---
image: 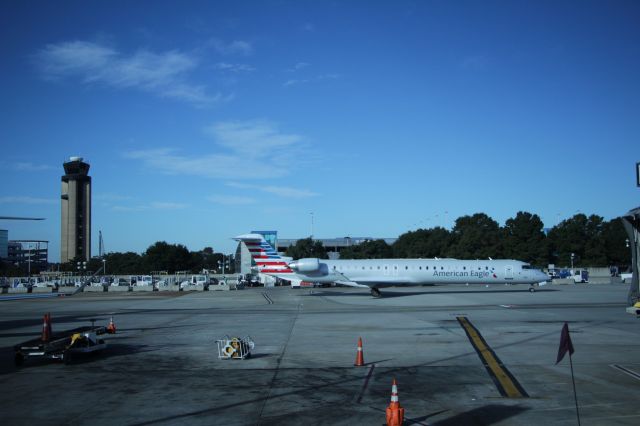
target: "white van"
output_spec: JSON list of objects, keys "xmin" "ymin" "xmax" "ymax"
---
[{"xmin": 131, "ymin": 275, "xmax": 153, "ymax": 286}]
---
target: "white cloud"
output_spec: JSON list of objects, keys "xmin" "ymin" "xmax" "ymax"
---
[
  {"xmin": 283, "ymin": 73, "xmax": 339, "ymax": 87},
  {"xmin": 13, "ymin": 162, "xmax": 56, "ymax": 172},
  {"xmin": 317, "ymin": 73, "xmax": 340, "ymax": 81},
  {"xmin": 209, "ymin": 39, "xmax": 253, "ymax": 56},
  {"xmin": 214, "ymin": 62, "xmax": 255, "ymax": 73},
  {"xmin": 207, "ymin": 195, "xmax": 256, "ymax": 205},
  {"xmin": 111, "ymin": 201, "xmax": 187, "ymax": 212},
  {"xmin": 125, "ymin": 147, "xmax": 278, "ymax": 179},
  {"xmin": 34, "ymin": 40, "xmax": 227, "ymax": 106},
  {"xmin": 0, "ymin": 196, "xmax": 57, "ymax": 205},
  {"xmin": 112, "ymin": 205, "xmax": 146, "ymax": 212},
  {"xmin": 283, "ymin": 79, "xmax": 307, "ymax": 87},
  {"xmin": 226, "ymin": 182, "xmax": 318, "ymax": 198},
  {"xmin": 151, "ymin": 202, "xmax": 188, "ymax": 210},
  {"xmin": 286, "ymin": 62, "xmax": 310, "ymax": 72},
  {"xmin": 262, "ymin": 185, "xmax": 318, "ymax": 198},
  {"xmin": 205, "ymin": 120, "xmax": 302, "ymax": 158},
  {"xmin": 94, "ymin": 193, "xmax": 133, "ymax": 202},
  {"xmin": 125, "ymin": 120, "xmax": 313, "ymax": 180}
]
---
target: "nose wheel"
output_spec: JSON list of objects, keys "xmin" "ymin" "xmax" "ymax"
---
[
  {"xmin": 370, "ymin": 287, "xmax": 381, "ymax": 298},
  {"xmin": 529, "ymin": 285, "xmax": 536, "ymax": 293}
]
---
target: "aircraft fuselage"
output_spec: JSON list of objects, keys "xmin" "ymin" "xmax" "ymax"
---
[{"xmin": 287, "ymin": 258, "xmax": 548, "ymax": 287}]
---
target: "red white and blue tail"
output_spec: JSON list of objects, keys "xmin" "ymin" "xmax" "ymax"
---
[{"xmin": 233, "ymin": 234, "xmax": 294, "ymax": 275}]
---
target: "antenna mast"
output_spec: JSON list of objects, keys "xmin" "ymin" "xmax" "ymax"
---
[{"xmin": 99, "ymin": 230, "xmax": 104, "ymax": 258}]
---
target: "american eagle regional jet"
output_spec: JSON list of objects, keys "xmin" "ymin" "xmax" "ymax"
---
[{"xmin": 234, "ymin": 234, "xmax": 549, "ymax": 297}]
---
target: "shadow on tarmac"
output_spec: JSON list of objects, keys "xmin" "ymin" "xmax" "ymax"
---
[
  {"xmin": 429, "ymin": 404, "xmax": 529, "ymax": 425},
  {"xmin": 63, "ymin": 343, "xmax": 153, "ymax": 365},
  {"xmin": 0, "ymin": 342, "xmax": 153, "ymax": 375},
  {"xmin": 305, "ymin": 288, "xmax": 558, "ymax": 298}
]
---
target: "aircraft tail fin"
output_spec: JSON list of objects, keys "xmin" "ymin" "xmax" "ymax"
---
[{"xmin": 233, "ymin": 234, "xmax": 293, "ymax": 274}]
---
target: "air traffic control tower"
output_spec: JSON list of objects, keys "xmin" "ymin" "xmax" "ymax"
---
[{"xmin": 61, "ymin": 156, "xmax": 91, "ymax": 263}]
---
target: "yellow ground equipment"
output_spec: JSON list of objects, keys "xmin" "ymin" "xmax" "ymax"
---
[{"xmin": 216, "ymin": 336, "xmax": 254, "ymax": 359}]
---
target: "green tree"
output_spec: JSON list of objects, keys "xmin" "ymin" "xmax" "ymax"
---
[
  {"xmin": 0, "ymin": 260, "xmax": 26, "ymax": 276},
  {"xmin": 200, "ymin": 247, "xmax": 219, "ymax": 271},
  {"xmin": 547, "ymin": 214, "xmax": 608, "ymax": 267},
  {"xmin": 142, "ymin": 241, "xmax": 193, "ymax": 273},
  {"xmin": 602, "ymin": 218, "xmax": 631, "ymax": 267},
  {"xmin": 502, "ymin": 211, "xmax": 548, "ymax": 266},
  {"xmin": 393, "ymin": 227, "xmax": 451, "ymax": 258},
  {"xmin": 285, "ymin": 238, "xmax": 328, "ymax": 259},
  {"xmin": 340, "ymin": 239, "xmax": 393, "ymax": 259},
  {"xmin": 583, "ymin": 215, "xmax": 608, "ymax": 266},
  {"xmin": 447, "ymin": 213, "xmax": 502, "ymax": 259},
  {"xmin": 103, "ymin": 252, "xmax": 143, "ymax": 274},
  {"xmin": 87, "ymin": 257, "xmax": 106, "ymax": 275}
]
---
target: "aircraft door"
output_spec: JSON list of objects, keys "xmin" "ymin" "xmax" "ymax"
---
[{"xmin": 505, "ymin": 266, "xmax": 514, "ymax": 280}]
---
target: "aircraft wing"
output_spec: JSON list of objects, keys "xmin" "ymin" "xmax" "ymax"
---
[
  {"xmin": 334, "ymin": 271, "xmax": 413, "ymax": 288},
  {"xmin": 275, "ymin": 274, "xmax": 302, "ymax": 286},
  {"xmin": 334, "ymin": 280, "xmax": 372, "ymax": 288}
]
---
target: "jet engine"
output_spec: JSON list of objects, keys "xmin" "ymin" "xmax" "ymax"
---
[{"xmin": 288, "ymin": 258, "xmax": 321, "ymax": 272}]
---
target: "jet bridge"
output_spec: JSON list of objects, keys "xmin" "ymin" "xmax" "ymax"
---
[{"xmin": 621, "ymin": 206, "xmax": 640, "ymax": 315}]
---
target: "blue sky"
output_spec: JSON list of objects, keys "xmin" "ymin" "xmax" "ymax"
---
[{"xmin": 1, "ymin": 0, "xmax": 639, "ymax": 262}]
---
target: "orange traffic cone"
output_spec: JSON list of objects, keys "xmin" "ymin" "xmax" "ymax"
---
[
  {"xmin": 41, "ymin": 313, "xmax": 52, "ymax": 342},
  {"xmin": 106, "ymin": 316, "xmax": 116, "ymax": 334},
  {"xmin": 354, "ymin": 337, "xmax": 365, "ymax": 366},
  {"xmin": 385, "ymin": 378, "xmax": 405, "ymax": 426}
]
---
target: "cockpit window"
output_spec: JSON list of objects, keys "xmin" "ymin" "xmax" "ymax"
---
[{"xmin": 522, "ymin": 264, "xmax": 532, "ymax": 269}]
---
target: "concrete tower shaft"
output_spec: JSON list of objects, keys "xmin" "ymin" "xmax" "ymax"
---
[{"xmin": 61, "ymin": 157, "xmax": 91, "ymax": 263}]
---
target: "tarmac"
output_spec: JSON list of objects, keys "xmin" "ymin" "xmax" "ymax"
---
[{"xmin": 0, "ymin": 282, "xmax": 638, "ymax": 425}]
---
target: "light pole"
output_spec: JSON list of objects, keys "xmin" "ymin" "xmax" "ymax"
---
[
  {"xmin": 77, "ymin": 261, "xmax": 86, "ymax": 282},
  {"xmin": 102, "ymin": 259, "xmax": 106, "ymax": 275},
  {"xmin": 570, "ymin": 253, "xmax": 575, "ymax": 272}
]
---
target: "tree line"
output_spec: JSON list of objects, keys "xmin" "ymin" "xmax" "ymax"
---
[
  {"xmin": 286, "ymin": 212, "xmax": 630, "ymax": 268},
  {"xmin": 87, "ymin": 242, "xmax": 236, "ymax": 275},
  {"xmin": 1, "ymin": 211, "xmax": 630, "ymax": 277},
  {"xmin": 0, "ymin": 242, "xmax": 236, "ymax": 276}
]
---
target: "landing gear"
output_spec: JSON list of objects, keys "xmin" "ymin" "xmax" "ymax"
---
[
  {"xmin": 371, "ymin": 287, "xmax": 382, "ymax": 298},
  {"xmin": 529, "ymin": 285, "xmax": 536, "ymax": 293}
]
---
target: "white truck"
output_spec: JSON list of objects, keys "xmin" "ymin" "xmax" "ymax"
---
[
  {"xmin": 180, "ymin": 275, "xmax": 208, "ymax": 289},
  {"xmin": 131, "ymin": 275, "xmax": 153, "ymax": 286},
  {"xmin": 570, "ymin": 269, "xmax": 589, "ymax": 283},
  {"xmin": 549, "ymin": 268, "xmax": 589, "ymax": 283}
]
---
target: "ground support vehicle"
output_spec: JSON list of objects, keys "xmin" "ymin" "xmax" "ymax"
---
[{"xmin": 14, "ymin": 325, "xmax": 111, "ymax": 366}]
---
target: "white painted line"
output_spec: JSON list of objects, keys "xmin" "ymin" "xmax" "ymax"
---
[{"xmin": 610, "ymin": 364, "xmax": 640, "ymax": 381}]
